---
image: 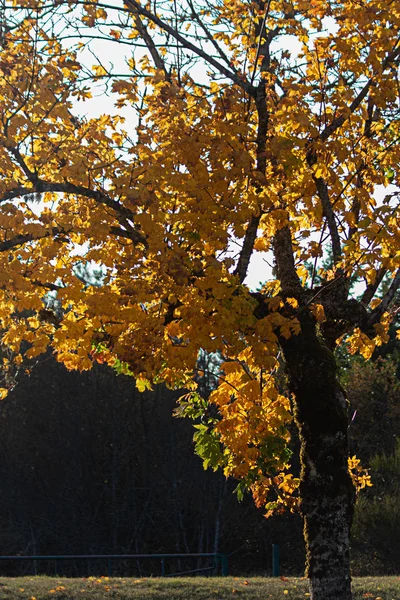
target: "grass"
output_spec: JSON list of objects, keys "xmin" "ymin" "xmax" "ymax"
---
[{"xmin": 0, "ymin": 575, "xmax": 398, "ymax": 600}]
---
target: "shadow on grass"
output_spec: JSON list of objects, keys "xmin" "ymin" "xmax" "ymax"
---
[{"xmin": 0, "ymin": 575, "xmax": 399, "ymax": 600}]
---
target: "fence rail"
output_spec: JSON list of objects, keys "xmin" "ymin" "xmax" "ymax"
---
[{"xmin": 0, "ymin": 553, "xmax": 229, "ymax": 578}]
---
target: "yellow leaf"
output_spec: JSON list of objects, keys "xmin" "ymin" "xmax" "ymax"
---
[
  {"xmin": 286, "ymin": 297, "xmax": 298, "ymax": 309},
  {"xmin": 92, "ymin": 64, "xmax": 107, "ymax": 77},
  {"xmin": 310, "ymin": 303, "xmax": 326, "ymax": 323}
]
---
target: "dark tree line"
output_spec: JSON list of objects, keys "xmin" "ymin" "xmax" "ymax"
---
[
  {"xmin": 0, "ymin": 355, "xmax": 304, "ymax": 576},
  {"xmin": 0, "ymin": 344, "xmax": 398, "ymax": 576},
  {"xmin": 344, "ymin": 350, "xmax": 400, "ymax": 574}
]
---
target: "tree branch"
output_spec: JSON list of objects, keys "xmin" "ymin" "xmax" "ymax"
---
[
  {"xmin": 233, "ymin": 214, "xmax": 260, "ymax": 283},
  {"xmin": 313, "ymin": 175, "xmax": 341, "ymax": 264},
  {"xmin": 361, "ymin": 266, "xmax": 387, "ymax": 307},
  {"xmin": 8, "ymin": 145, "xmax": 39, "ymax": 184},
  {"xmin": 33, "ymin": 280, "xmax": 63, "ymax": 292},
  {"xmin": 0, "ymin": 226, "xmax": 68, "ymax": 252},
  {"xmin": 319, "ymin": 40, "xmax": 400, "ymax": 143},
  {"xmin": 123, "ymin": 0, "xmax": 256, "ymax": 96},
  {"xmin": 133, "ymin": 13, "xmax": 170, "ymax": 77},
  {"xmin": 368, "ymin": 268, "xmax": 400, "ymax": 325},
  {"xmin": 187, "ymin": 0, "xmax": 235, "ymax": 71},
  {"xmin": 109, "ymin": 225, "xmax": 148, "ymax": 247},
  {"xmin": 234, "ymin": 80, "xmax": 270, "ymax": 282},
  {"xmin": 273, "ymin": 225, "xmax": 303, "ymax": 297},
  {"xmin": 0, "ymin": 181, "xmax": 147, "ymax": 246}
]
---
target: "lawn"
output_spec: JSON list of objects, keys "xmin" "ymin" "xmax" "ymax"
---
[{"xmin": 0, "ymin": 576, "xmax": 398, "ymax": 600}]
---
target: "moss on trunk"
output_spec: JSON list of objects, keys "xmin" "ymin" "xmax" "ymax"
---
[{"xmin": 281, "ymin": 312, "xmax": 356, "ymax": 600}]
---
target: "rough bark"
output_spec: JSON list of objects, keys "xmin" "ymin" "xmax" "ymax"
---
[{"xmin": 281, "ymin": 311, "xmax": 356, "ymax": 600}]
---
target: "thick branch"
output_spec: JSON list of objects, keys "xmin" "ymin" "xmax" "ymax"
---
[
  {"xmin": 3, "ymin": 180, "xmax": 128, "ymax": 218},
  {"xmin": 109, "ymin": 225, "xmax": 148, "ymax": 247},
  {"xmin": 347, "ymin": 190, "xmax": 361, "ymax": 242},
  {"xmin": 8, "ymin": 145, "xmax": 39, "ymax": 183},
  {"xmin": 8, "ymin": 145, "xmax": 136, "ymax": 222},
  {"xmin": 33, "ymin": 280, "xmax": 63, "ymax": 292},
  {"xmin": 273, "ymin": 225, "xmax": 303, "ymax": 297}
]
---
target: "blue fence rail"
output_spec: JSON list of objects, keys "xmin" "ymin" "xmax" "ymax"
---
[{"xmin": 0, "ymin": 553, "xmax": 229, "ymax": 578}]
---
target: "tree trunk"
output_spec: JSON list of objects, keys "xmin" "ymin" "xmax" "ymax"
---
[{"xmin": 281, "ymin": 313, "xmax": 356, "ymax": 600}]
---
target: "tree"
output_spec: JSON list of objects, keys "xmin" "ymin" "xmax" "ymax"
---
[{"xmin": 0, "ymin": 1, "xmax": 399, "ymax": 598}]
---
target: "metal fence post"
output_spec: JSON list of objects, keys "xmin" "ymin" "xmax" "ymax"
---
[
  {"xmin": 214, "ymin": 554, "xmax": 220, "ymax": 576},
  {"xmin": 272, "ymin": 544, "xmax": 280, "ymax": 577},
  {"xmin": 220, "ymin": 554, "xmax": 229, "ymax": 576}
]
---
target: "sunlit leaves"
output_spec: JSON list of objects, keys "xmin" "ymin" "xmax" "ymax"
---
[{"xmin": 348, "ymin": 455, "xmax": 373, "ymax": 493}]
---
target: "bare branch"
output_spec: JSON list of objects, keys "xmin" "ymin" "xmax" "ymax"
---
[
  {"xmin": 187, "ymin": 0, "xmax": 235, "ymax": 70},
  {"xmin": 123, "ymin": 0, "xmax": 256, "ymax": 96}
]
